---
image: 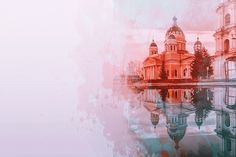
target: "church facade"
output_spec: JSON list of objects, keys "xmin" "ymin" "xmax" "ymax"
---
[
  {"xmin": 143, "ymin": 0, "xmax": 236, "ymax": 82},
  {"xmin": 143, "ymin": 17, "xmax": 200, "ymax": 81},
  {"xmin": 213, "ymin": 0, "xmax": 236, "ymax": 80}
]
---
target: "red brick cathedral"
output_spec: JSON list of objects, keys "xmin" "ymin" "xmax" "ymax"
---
[{"xmin": 143, "ymin": 17, "xmax": 202, "ymax": 81}]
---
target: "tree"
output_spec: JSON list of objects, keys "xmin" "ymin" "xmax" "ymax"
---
[
  {"xmin": 191, "ymin": 50, "xmax": 202, "ymax": 79},
  {"xmin": 159, "ymin": 88, "xmax": 168, "ymax": 102},
  {"xmin": 191, "ymin": 88, "xmax": 213, "ymax": 129},
  {"xmin": 191, "ymin": 48, "xmax": 213, "ymax": 80},
  {"xmin": 202, "ymin": 49, "xmax": 213, "ymax": 78},
  {"xmin": 159, "ymin": 59, "xmax": 168, "ymax": 80}
]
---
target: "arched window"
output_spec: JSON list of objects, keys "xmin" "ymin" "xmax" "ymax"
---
[
  {"xmin": 168, "ymin": 35, "xmax": 175, "ymax": 39},
  {"xmin": 183, "ymin": 68, "xmax": 187, "ymax": 77},
  {"xmin": 225, "ymin": 14, "xmax": 231, "ymax": 25},
  {"xmin": 174, "ymin": 70, "xmax": 177, "ymax": 77},
  {"xmin": 224, "ymin": 39, "xmax": 230, "ymax": 53}
]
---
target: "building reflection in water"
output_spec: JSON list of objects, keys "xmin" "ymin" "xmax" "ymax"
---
[
  {"xmin": 139, "ymin": 86, "xmax": 236, "ymax": 156},
  {"xmin": 215, "ymin": 86, "xmax": 236, "ymax": 157}
]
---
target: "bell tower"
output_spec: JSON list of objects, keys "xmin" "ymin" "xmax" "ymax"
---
[{"xmin": 214, "ymin": 0, "xmax": 236, "ymax": 55}]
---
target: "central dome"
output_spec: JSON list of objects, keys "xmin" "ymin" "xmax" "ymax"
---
[{"xmin": 165, "ymin": 17, "xmax": 185, "ymax": 42}]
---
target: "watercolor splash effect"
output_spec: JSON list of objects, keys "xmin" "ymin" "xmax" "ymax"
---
[{"xmin": 0, "ymin": 0, "xmax": 230, "ymax": 157}]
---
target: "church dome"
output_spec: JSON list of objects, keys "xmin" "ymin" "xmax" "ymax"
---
[
  {"xmin": 194, "ymin": 37, "xmax": 203, "ymax": 52},
  {"xmin": 165, "ymin": 17, "xmax": 185, "ymax": 42},
  {"xmin": 150, "ymin": 40, "xmax": 157, "ymax": 47},
  {"xmin": 149, "ymin": 39, "xmax": 158, "ymax": 55}
]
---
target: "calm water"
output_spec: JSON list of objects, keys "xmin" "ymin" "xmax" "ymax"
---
[
  {"xmin": 5, "ymin": 82, "xmax": 236, "ymax": 156},
  {"xmin": 110, "ymin": 85, "xmax": 236, "ymax": 157}
]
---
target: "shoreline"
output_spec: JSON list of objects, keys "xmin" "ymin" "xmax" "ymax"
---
[{"xmin": 133, "ymin": 81, "xmax": 236, "ymax": 88}]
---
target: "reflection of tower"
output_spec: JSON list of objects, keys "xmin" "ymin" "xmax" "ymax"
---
[
  {"xmin": 192, "ymin": 88, "xmax": 213, "ymax": 129},
  {"xmin": 166, "ymin": 112, "xmax": 188, "ymax": 149},
  {"xmin": 195, "ymin": 112, "xmax": 203, "ymax": 130},
  {"xmin": 225, "ymin": 86, "xmax": 236, "ymax": 109},
  {"xmin": 150, "ymin": 112, "xmax": 159, "ymax": 128},
  {"xmin": 215, "ymin": 108, "xmax": 236, "ymax": 157},
  {"xmin": 194, "ymin": 108, "xmax": 210, "ymax": 130}
]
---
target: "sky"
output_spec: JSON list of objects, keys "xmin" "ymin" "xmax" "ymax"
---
[
  {"xmin": 0, "ymin": 0, "xmax": 221, "ymax": 74},
  {"xmin": 114, "ymin": 0, "xmax": 219, "ymax": 31},
  {"xmin": 76, "ymin": 0, "xmax": 221, "ymax": 84},
  {"xmin": 0, "ymin": 0, "xmax": 223, "ymax": 156}
]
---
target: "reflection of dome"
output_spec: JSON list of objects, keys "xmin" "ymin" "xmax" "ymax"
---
[
  {"xmin": 151, "ymin": 112, "xmax": 159, "ymax": 128},
  {"xmin": 166, "ymin": 113, "xmax": 187, "ymax": 149},
  {"xmin": 195, "ymin": 115, "xmax": 203, "ymax": 130},
  {"xmin": 168, "ymin": 127, "xmax": 186, "ymax": 149}
]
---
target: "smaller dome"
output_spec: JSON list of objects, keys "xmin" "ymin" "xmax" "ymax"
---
[
  {"xmin": 195, "ymin": 116, "xmax": 203, "ymax": 130},
  {"xmin": 151, "ymin": 113, "xmax": 159, "ymax": 128},
  {"xmin": 194, "ymin": 37, "xmax": 202, "ymax": 51},
  {"xmin": 149, "ymin": 39, "xmax": 158, "ymax": 55},
  {"xmin": 150, "ymin": 40, "xmax": 157, "ymax": 47},
  {"xmin": 167, "ymin": 114, "xmax": 187, "ymax": 149}
]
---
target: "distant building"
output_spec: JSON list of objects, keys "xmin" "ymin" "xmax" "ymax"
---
[
  {"xmin": 126, "ymin": 61, "xmax": 142, "ymax": 84},
  {"xmin": 143, "ymin": 17, "xmax": 198, "ymax": 81},
  {"xmin": 213, "ymin": 0, "xmax": 236, "ymax": 80}
]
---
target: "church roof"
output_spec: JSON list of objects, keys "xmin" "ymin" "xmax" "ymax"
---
[
  {"xmin": 194, "ymin": 40, "xmax": 202, "ymax": 46},
  {"xmin": 150, "ymin": 40, "xmax": 157, "ymax": 47},
  {"xmin": 166, "ymin": 25, "xmax": 184, "ymax": 36},
  {"xmin": 165, "ymin": 17, "xmax": 185, "ymax": 41},
  {"xmin": 194, "ymin": 37, "xmax": 202, "ymax": 48},
  {"xmin": 143, "ymin": 55, "xmax": 161, "ymax": 65}
]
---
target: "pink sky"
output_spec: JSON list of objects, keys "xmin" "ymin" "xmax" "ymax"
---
[
  {"xmin": 76, "ymin": 0, "xmax": 220, "ymax": 88},
  {"xmin": 0, "ymin": 0, "xmax": 220, "ymax": 119}
]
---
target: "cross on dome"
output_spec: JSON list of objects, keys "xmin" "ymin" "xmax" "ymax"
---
[{"xmin": 173, "ymin": 16, "xmax": 177, "ymax": 25}]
